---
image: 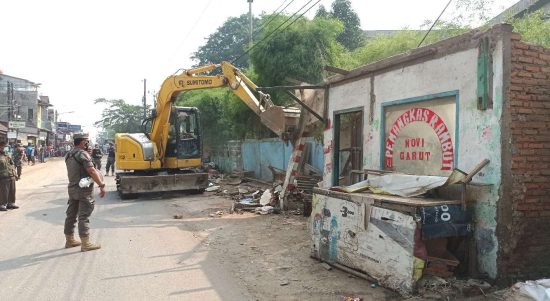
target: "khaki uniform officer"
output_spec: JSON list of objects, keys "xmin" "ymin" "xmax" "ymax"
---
[
  {"xmin": 64, "ymin": 133, "xmax": 106, "ymax": 252},
  {"xmin": 0, "ymin": 141, "xmax": 18, "ymax": 211}
]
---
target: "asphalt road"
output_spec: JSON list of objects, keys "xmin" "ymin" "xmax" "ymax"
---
[{"xmin": 0, "ymin": 158, "xmax": 251, "ymax": 301}]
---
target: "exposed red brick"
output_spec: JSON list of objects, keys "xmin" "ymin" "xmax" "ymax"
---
[
  {"xmin": 514, "ymin": 43, "xmax": 529, "ymax": 49},
  {"xmin": 506, "ymin": 38, "xmax": 550, "ymax": 282}
]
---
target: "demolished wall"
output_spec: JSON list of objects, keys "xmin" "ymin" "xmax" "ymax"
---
[{"xmin": 498, "ymin": 33, "xmax": 550, "ymax": 283}]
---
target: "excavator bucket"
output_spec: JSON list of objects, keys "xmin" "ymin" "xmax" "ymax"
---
[{"xmin": 260, "ymin": 106, "xmax": 301, "ymax": 139}]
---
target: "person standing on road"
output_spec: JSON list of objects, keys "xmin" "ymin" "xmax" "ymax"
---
[
  {"xmin": 105, "ymin": 143, "xmax": 115, "ymax": 176},
  {"xmin": 91, "ymin": 144, "xmax": 103, "ymax": 171},
  {"xmin": 12, "ymin": 144, "xmax": 24, "ymax": 180},
  {"xmin": 0, "ymin": 141, "xmax": 19, "ymax": 211},
  {"xmin": 26, "ymin": 144, "xmax": 34, "ymax": 165},
  {"xmin": 39, "ymin": 144, "xmax": 46, "ymax": 163},
  {"xmin": 64, "ymin": 133, "xmax": 105, "ymax": 252}
]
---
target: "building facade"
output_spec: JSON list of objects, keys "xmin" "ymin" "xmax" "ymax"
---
[
  {"xmin": 0, "ymin": 74, "xmax": 44, "ymax": 145},
  {"xmin": 317, "ymin": 24, "xmax": 550, "ymax": 284}
]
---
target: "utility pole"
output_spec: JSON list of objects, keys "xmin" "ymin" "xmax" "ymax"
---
[
  {"xmin": 7, "ymin": 82, "xmax": 15, "ymax": 122},
  {"xmin": 142, "ymin": 79, "xmax": 147, "ymax": 120},
  {"xmin": 248, "ymin": 0, "xmax": 253, "ymax": 49}
]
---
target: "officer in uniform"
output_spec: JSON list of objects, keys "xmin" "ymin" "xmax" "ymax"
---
[
  {"xmin": 91, "ymin": 144, "xmax": 103, "ymax": 170},
  {"xmin": 12, "ymin": 143, "xmax": 24, "ymax": 180},
  {"xmin": 64, "ymin": 133, "xmax": 106, "ymax": 252},
  {"xmin": 0, "ymin": 141, "xmax": 18, "ymax": 211}
]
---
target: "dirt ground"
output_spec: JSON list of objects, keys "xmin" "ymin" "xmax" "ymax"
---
[{"xmin": 169, "ymin": 190, "xmax": 401, "ymax": 301}]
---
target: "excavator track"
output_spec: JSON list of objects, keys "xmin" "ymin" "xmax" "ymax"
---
[{"xmin": 116, "ymin": 171, "xmax": 208, "ymax": 199}]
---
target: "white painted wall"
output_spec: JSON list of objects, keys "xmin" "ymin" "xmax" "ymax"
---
[{"xmin": 324, "ymin": 38, "xmax": 506, "ymax": 278}]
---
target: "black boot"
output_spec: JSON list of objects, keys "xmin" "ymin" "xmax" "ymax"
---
[
  {"xmin": 0, "ymin": 205, "xmax": 7, "ymax": 211},
  {"xmin": 7, "ymin": 204, "xmax": 19, "ymax": 209}
]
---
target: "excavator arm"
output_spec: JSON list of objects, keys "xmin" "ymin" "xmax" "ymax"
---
[{"xmin": 149, "ymin": 61, "xmax": 299, "ymax": 161}]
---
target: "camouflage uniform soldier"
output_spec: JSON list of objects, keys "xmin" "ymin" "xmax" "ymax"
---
[
  {"xmin": 0, "ymin": 141, "xmax": 18, "ymax": 211},
  {"xmin": 64, "ymin": 133, "xmax": 106, "ymax": 252},
  {"xmin": 91, "ymin": 144, "xmax": 102, "ymax": 171},
  {"xmin": 12, "ymin": 144, "xmax": 24, "ymax": 180}
]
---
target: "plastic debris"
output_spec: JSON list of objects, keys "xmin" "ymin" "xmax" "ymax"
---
[
  {"xmin": 509, "ymin": 279, "xmax": 550, "ymax": 301},
  {"xmin": 239, "ymin": 198, "xmax": 255, "ymax": 205}
]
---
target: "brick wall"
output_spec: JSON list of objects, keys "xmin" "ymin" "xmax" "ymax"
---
[{"xmin": 500, "ymin": 33, "xmax": 550, "ymax": 282}]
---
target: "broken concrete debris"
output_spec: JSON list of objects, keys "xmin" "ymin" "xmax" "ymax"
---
[
  {"xmin": 340, "ymin": 297, "xmax": 363, "ymax": 301},
  {"xmin": 205, "ymin": 185, "xmax": 220, "ymax": 192},
  {"xmin": 320, "ymin": 262, "xmax": 332, "ymax": 271},
  {"xmin": 259, "ymin": 189, "xmax": 272, "ymax": 205},
  {"xmin": 254, "ymin": 205, "xmax": 274, "ymax": 215},
  {"xmin": 209, "ymin": 210, "xmax": 224, "ymax": 218}
]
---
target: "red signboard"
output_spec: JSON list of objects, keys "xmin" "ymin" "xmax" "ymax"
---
[{"xmin": 383, "ymin": 96, "xmax": 456, "ymax": 176}]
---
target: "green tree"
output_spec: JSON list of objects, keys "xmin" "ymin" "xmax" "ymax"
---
[
  {"xmin": 452, "ymin": 0, "xmax": 495, "ymax": 25},
  {"xmin": 94, "ymin": 98, "xmax": 146, "ymax": 134},
  {"xmin": 250, "ymin": 16, "xmax": 345, "ymax": 90},
  {"xmin": 512, "ymin": 9, "xmax": 550, "ymax": 47},
  {"xmin": 192, "ymin": 14, "xmax": 259, "ymax": 69},
  {"xmin": 315, "ymin": 4, "xmax": 330, "ymax": 18},
  {"xmin": 330, "ymin": 0, "xmax": 364, "ymax": 50},
  {"xmin": 175, "ymin": 85, "xmax": 271, "ymax": 149}
]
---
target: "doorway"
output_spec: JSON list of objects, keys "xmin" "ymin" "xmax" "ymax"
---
[{"xmin": 333, "ymin": 108, "xmax": 363, "ymax": 186}]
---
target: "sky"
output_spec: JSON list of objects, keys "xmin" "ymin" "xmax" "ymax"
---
[{"xmin": 0, "ymin": 0, "xmax": 517, "ymax": 141}]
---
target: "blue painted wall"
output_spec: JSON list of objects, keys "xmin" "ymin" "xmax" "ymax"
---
[{"xmin": 242, "ymin": 137, "xmax": 324, "ymax": 181}]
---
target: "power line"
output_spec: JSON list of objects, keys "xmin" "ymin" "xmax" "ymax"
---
[
  {"xmin": 167, "ymin": 0, "xmax": 214, "ymax": 66},
  {"xmin": 232, "ymin": 0, "xmax": 320, "ymax": 64},
  {"xmin": 253, "ymin": 0, "xmax": 296, "ymax": 36},
  {"xmin": 418, "ymin": 0, "xmax": 453, "ymax": 48}
]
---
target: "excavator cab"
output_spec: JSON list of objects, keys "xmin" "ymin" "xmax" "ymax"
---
[{"xmin": 165, "ymin": 107, "xmax": 201, "ymax": 161}]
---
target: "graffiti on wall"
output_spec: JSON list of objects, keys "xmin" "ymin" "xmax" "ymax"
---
[{"xmin": 383, "ymin": 96, "xmax": 456, "ymax": 176}]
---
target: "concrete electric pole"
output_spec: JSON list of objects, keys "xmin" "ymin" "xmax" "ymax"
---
[
  {"xmin": 248, "ymin": 0, "xmax": 253, "ymax": 49},
  {"xmin": 142, "ymin": 79, "xmax": 147, "ymax": 120}
]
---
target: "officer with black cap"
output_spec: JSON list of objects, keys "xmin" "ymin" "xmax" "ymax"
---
[{"xmin": 64, "ymin": 133, "xmax": 105, "ymax": 251}]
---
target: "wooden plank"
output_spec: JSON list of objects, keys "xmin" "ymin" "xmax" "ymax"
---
[
  {"xmin": 313, "ymin": 188, "xmax": 461, "ymax": 207},
  {"xmin": 364, "ymin": 193, "xmax": 461, "ymax": 207},
  {"xmin": 462, "ymin": 159, "xmax": 490, "ymax": 183}
]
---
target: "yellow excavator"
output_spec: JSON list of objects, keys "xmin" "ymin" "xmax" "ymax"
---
[{"xmin": 114, "ymin": 61, "xmax": 300, "ymax": 198}]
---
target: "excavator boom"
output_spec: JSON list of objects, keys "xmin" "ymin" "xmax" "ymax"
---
[{"xmin": 114, "ymin": 61, "xmax": 299, "ymax": 198}]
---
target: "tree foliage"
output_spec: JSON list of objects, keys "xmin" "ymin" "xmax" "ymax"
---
[
  {"xmin": 250, "ymin": 16, "xmax": 344, "ymax": 88},
  {"xmin": 183, "ymin": 0, "xmax": 550, "ymax": 150},
  {"xmin": 315, "ymin": 4, "xmax": 330, "ymax": 18},
  {"xmin": 93, "ymin": 98, "xmax": 146, "ymax": 134},
  {"xmin": 512, "ymin": 9, "xmax": 550, "ymax": 47},
  {"xmin": 330, "ymin": 0, "xmax": 364, "ymax": 50},
  {"xmin": 175, "ymin": 84, "xmax": 270, "ymax": 148},
  {"xmin": 192, "ymin": 14, "xmax": 258, "ymax": 69}
]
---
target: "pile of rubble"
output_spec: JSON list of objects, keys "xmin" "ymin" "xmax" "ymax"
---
[
  {"xmin": 204, "ymin": 172, "xmax": 281, "ymax": 216},
  {"xmin": 203, "ymin": 165, "xmax": 320, "ymax": 217}
]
